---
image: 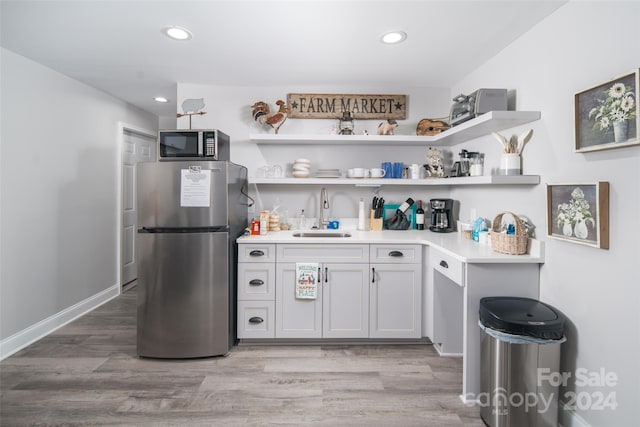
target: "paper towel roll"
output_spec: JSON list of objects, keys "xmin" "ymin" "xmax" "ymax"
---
[{"xmin": 358, "ymin": 199, "xmax": 366, "ymax": 230}]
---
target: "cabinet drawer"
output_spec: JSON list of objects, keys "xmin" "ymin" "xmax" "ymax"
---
[
  {"xmin": 430, "ymin": 249, "xmax": 464, "ymax": 286},
  {"xmin": 238, "ymin": 263, "xmax": 275, "ymax": 300},
  {"xmin": 237, "ymin": 301, "xmax": 275, "ymax": 339},
  {"xmin": 277, "ymin": 244, "xmax": 369, "ymax": 263},
  {"xmin": 370, "ymin": 245, "xmax": 422, "ymax": 264},
  {"xmin": 237, "ymin": 244, "xmax": 276, "ymax": 262}
]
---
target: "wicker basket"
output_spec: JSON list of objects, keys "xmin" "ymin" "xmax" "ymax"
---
[{"xmin": 490, "ymin": 211, "xmax": 529, "ymax": 255}]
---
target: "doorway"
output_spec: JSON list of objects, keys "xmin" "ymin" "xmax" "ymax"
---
[{"xmin": 120, "ymin": 124, "xmax": 156, "ymax": 288}]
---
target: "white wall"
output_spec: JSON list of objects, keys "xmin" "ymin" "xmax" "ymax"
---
[
  {"xmin": 450, "ymin": 3, "xmax": 640, "ymax": 426},
  {"xmin": 0, "ymin": 48, "xmax": 158, "ymax": 348}
]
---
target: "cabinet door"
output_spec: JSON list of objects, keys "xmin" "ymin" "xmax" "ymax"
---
[
  {"xmin": 275, "ymin": 263, "xmax": 322, "ymax": 338},
  {"xmin": 322, "ymin": 263, "xmax": 369, "ymax": 339},
  {"xmin": 370, "ymin": 263, "xmax": 422, "ymax": 339}
]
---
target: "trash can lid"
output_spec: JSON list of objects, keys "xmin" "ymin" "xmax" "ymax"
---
[{"xmin": 479, "ymin": 297, "xmax": 565, "ymax": 340}]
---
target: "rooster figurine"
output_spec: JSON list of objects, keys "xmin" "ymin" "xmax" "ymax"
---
[{"xmin": 251, "ymin": 100, "xmax": 288, "ymax": 134}]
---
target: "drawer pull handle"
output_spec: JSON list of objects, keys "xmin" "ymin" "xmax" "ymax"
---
[
  {"xmin": 249, "ymin": 279, "xmax": 264, "ymax": 286},
  {"xmin": 439, "ymin": 260, "xmax": 449, "ymax": 268},
  {"xmin": 249, "ymin": 317, "xmax": 264, "ymax": 324},
  {"xmin": 388, "ymin": 250, "xmax": 404, "ymax": 257},
  {"xmin": 249, "ymin": 250, "xmax": 265, "ymax": 257}
]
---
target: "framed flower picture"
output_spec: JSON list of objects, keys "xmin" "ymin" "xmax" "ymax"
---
[
  {"xmin": 546, "ymin": 182, "xmax": 609, "ymax": 249},
  {"xmin": 575, "ymin": 69, "xmax": 639, "ymax": 152}
]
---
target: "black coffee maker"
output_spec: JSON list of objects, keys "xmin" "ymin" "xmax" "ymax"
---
[{"xmin": 429, "ymin": 198, "xmax": 454, "ymax": 232}]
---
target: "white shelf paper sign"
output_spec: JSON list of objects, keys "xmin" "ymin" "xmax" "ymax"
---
[
  {"xmin": 295, "ymin": 262, "xmax": 318, "ymax": 299},
  {"xmin": 180, "ymin": 167, "xmax": 211, "ymax": 207}
]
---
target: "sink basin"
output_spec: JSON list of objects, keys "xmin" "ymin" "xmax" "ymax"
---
[{"xmin": 293, "ymin": 232, "xmax": 352, "ymax": 238}]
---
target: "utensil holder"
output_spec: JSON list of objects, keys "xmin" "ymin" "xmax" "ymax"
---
[
  {"xmin": 370, "ymin": 210, "xmax": 383, "ymax": 231},
  {"xmin": 499, "ymin": 154, "xmax": 521, "ymax": 175}
]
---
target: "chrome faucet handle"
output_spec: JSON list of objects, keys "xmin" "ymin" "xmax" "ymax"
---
[
  {"xmin": 321, "ymin": 188, "xmax": 329, "ymax": 208},
  {"xmin": 319, "ymin": 188, "xmax": 330, "ymax": 229}
]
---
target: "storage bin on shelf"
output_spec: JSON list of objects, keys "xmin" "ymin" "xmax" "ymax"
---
[{"xmin": 490, "ymin": 211, "xmax": 528, "ymax": 255}]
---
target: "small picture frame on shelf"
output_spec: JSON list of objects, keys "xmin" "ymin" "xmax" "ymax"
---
[
  {"xmin": 546, "ymin": 182, "xmax": 609, "ymax": 249},
  {"xmin": 574, "ymin": 69, "xmax": 639, "ymax": 153}
]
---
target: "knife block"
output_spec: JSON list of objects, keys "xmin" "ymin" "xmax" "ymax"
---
[{"xmin": 370, "ymin": 210, "xmax": 383, "ymax": 231}]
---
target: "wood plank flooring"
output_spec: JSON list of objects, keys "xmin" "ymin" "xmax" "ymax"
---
[{"xmin": 0, "ymin": 285, "xmax": 482, "ymax": 426}]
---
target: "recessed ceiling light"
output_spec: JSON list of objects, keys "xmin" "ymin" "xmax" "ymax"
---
[
  {"xmin": 162, "ymin": 26, "xmax": 193, "ymax": 41},
  {"xmin": 154, "ymin": 97, "xmax": 169, "ymax": 103},
  {"xmin": 381, "ymin": 31, "xmax": 407, "ymax": 44}
]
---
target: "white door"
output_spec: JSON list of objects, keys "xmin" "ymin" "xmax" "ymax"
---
[
  {"xmin": 322, "ymin": 263, "xmax": 369, "ymax": 338},
  {"xmin": 275, "ymin": 263, "xmax": 322, "ymax": 338},
  {"xmin": 121, "ymin": 127, "xmax": 155, "ymax": 286},
  {"xmin": 369, "ymin": 263, "xmax": 422, "ymax": 338}
]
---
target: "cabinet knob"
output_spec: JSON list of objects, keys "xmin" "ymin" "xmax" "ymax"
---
[
  {"xmin": 249, "ymin": 250, "xmax": 265, "ymax": 257},
  {"xmin": 248, "ymin": 316, "xmax": 264, "ymax": 324},
  {"xmin": 439, "ymin": 260, "xmax": 449, "ymax": 268},
  {"xmin": 249, "ymin": 279, "xmax": 264, "ymax": 286},
  {"xmin": 388, "ymin": 250, "xmax": 404, "ymax": 257}
]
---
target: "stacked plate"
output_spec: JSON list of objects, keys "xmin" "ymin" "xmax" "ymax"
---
[
  {"xmin": 316, "ymin": 168, "xmax": 342, "ymax": 178},
  {"xmin": 292, "ymin": 158, "xmax": 311, "ymax": 178}
]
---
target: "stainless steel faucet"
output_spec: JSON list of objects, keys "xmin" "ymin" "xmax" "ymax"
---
[{"xmin": 319, "ymin": 187, "xmax": 330, "ymax": 229}]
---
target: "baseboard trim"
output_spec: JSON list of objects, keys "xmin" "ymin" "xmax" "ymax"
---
[{"xmin": 0, "ymin": 284, "xmax": 120, "ymax": 360}]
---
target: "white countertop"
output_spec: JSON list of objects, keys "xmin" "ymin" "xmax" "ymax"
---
[{"xmin": 237, "ymin": 229, "xmax": 544, "ymax": 264}]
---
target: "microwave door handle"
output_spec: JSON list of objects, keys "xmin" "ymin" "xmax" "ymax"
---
[{"xmin": 198, "ymin": 132, "xmax": 204, "ymax": 156}]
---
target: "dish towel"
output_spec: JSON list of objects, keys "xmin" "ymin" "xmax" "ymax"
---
[{"xmin": 295, "ymin": 262, "xmax": 318, "ymax": 299}]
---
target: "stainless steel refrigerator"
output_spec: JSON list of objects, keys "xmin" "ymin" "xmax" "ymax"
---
[{"xmin": 136, "ymin": 160, "xmax": 247, "ymax": 358}]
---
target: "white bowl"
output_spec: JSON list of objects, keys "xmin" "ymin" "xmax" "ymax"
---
[
  {"xmin": 294, "ymin": 158, "xmax": 311, "ymax": 165},
  {"xmin": 292, "ymin": 164, "xmax": 311, "ymax": 171},
  {"xmin": 292, "ymin": 170, "xmax": 310, "ymax": 178}
]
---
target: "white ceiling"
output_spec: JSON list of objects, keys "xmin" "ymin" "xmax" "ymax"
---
[{"xmin": 0, "ymin": 1, "xmax": 566, "ymax": 117}]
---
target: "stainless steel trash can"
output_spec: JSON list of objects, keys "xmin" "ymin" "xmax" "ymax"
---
[{"xmin": 479, "ymin": 297, "xmax": 566, "ymax": 427}]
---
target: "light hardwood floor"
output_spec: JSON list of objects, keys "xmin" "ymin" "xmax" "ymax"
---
[{"xmin": 0, "ymin": 285, "xmax": 482, "ymax": 426}]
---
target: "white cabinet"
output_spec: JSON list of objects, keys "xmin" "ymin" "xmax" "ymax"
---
[
  {"xmin": 275, "ymin": 262, "xmax": 323, "ymax": 338},
  {"xmin": 237, "ymin": 301, "xmax": 275, "ymax": 339},
  {"xmin": 322, "ymin": 263, "xmax": 369, "ymax": 338},
  {"xmin": 237, "ymin": 244, "xmax": 276, "ymax": 339},
  {"xmin": 369, "ymin": 245, "xmax": 422, "ymax": 339},
  {"xmin": 238, "ymin": 263, "xmax": 275, "ymax": 301},
  {"xmin": 275, "ymin": 244, "xmax": 370, "ymax": 339},
  {"xmin": 425, "ymin": 246, "xmax": 541, "ymax": 401},
  {"xmin": 430, "ymin": 248, "xmax": 464, "ymax": 356}
]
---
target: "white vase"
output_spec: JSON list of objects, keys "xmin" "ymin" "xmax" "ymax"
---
[
  {"xmin": 613, "ymin": 121, "xmax": 628, "ymax": 143},
  {"xmin": 562, "ymin": 223, "xmax": 573, "ymax": 237},
  {"xmin": 574, "ymin": 220, "xmax": 588, "ymax": 239}
]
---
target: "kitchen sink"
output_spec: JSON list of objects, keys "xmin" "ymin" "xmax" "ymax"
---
[{"xmin": 292, "ymin": 232, "xmax": 352, "ymax": 238}]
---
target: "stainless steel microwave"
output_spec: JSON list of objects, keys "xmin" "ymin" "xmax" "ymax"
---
[{"xmin": 157, "ymin": 129, "xmax": 230, "ymax": 161}]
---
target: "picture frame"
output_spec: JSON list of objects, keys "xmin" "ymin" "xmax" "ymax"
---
[
  {"xmin": 575, "ymin": 69, "xmax": 639, "ymax": 152},
  {"xmin": 546, "ymin": 182, "xmax": 609, "ymax": 249}
]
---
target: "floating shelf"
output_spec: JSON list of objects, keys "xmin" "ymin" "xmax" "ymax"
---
[
  {"xmin": 250, "ymin": 111, "xmax": 541, "ymax": 146},
  {"xmin": 249, "ymin": 175, "xmax": 540, "ymax": 186}
]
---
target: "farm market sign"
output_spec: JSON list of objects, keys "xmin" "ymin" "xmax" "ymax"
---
[{"xmin": 287, "ymin": 93, "xmax": 406, "ymax": 119}]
